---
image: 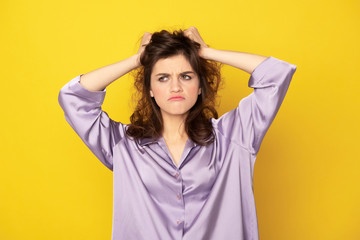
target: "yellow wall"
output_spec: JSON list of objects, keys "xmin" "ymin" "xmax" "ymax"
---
[{"xmin": 1, "ymin": 0, "xmax": 359, "ymax": 239}]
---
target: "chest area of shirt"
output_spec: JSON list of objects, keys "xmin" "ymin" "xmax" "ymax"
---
[
  {"xmin": 115, "ymin": 141, "xmax": 219, "ymax": 201},
  {"xmin": 113, "ymin": 135, "xmax": 251, "ymax": 204}
]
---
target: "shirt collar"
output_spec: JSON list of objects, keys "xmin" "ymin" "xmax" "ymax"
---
[
  {"xmin": 138, "ymin": 136, "xmax": 198, "ymax": 148},
  {"xmin": 138, "ymin": 137, "xmax": 157, "ymax": 146}
]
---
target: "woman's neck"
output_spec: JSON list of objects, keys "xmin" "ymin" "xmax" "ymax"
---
[{"xmin": 161, "ymin": 113, "xmax": 188, "ymax": 142}]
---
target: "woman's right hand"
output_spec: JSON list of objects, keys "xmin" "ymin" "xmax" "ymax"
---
[{"xmin": 136, "ymin": 32, "xmax": 152, "ymax": 67}]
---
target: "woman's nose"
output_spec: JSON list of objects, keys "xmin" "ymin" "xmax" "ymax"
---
[{"xmin": 170, "ymin": 79, "xmax": 182, "ymax": 92}]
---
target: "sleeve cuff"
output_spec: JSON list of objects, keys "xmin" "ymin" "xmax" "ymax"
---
[
  {"xmin": 248, "ymin": 56, "xmax": 297, "ymax": 87},
  {"xmin": 248, "ymin": 56, "xmax": 277, "ymax": 87},
  {"xmin": 68, "ymin": 74, "xmax": 107, "ymax": 103}
]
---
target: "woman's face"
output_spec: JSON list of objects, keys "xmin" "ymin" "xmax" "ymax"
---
[{"xmin": 150, "ymin": 54, "xmax": 201, "ymax": 119}]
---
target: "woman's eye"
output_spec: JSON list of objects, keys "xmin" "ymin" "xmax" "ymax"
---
[
  {"xmin": 182, "ymin": 75, "xmax": 191, "ymax": 80},
  {"xmin": 158, "ymin": 76, "xmax": 168, "ymax": 82}
]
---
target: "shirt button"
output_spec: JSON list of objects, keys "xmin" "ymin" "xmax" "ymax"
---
[
  {"xmin": 174, "ymin": 172, "xmax": 179, "ymax": 178},
  {"xmin": 177, "ymin": 193, "xmax": 181, "ymax": 200},
  {"xmin": 176, "ymin": 219, "xmax": 182, "ymax": 225}
]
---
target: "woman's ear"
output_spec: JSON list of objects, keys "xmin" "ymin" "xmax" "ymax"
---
[
  {"xmin": 198, "ymin": 88, "xmax": 202, "ymax": 95},
  {"xmin": 150, "ymin": 90, "xmax": 154, "ymax": 97}
]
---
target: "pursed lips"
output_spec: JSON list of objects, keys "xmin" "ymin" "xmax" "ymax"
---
[{"xmin": 168, "ymin": 96, "xmax": 185, "ymax": 101}]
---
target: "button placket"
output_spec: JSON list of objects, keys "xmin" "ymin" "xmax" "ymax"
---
[
  {"xmin": 176, "ymin": 193, "xmax": 181, "ymax": 200},
  {"xmin": 173, "ymin": 171, "xmax": 184, "ymax": 227},
  {"xmin": 173, "ymin": 170, "xmax": 184, "ymax": 226}
]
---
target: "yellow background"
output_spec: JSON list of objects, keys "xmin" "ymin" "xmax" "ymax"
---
[{"xmin": 1, "ymin": 0, "xmax": 359, "ymax": 239}]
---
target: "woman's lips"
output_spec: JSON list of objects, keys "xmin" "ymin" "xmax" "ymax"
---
[{"xmin": 168, "ymin": 96, "xmax": 185, "ymax": 101}]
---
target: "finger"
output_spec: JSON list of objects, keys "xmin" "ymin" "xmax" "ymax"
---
[
  {"xmin": 140, "ymin": 32, "xmax": 152, "ymax": 46},
  {"xmin": 184, "ymin": 30, "xmax": 195, "ymax": 40},
  {"xmin": 184, "ymin": 27, "xmax": 195, "ymax": 35},
  {"xmin": 186, "ymin": 26, "xmax": 199, "ymax": 36},
  {"xmin": 143, "ymin": 32, "xmax": 152, "ymax": 41}
]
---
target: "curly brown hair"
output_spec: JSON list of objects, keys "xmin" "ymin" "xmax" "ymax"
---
[{"xmin": 126, "ymin": 29, "xmax": 222, "ymax": 146}]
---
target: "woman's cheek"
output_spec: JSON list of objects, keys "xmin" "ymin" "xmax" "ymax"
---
[{"xmin": 153, "ymin": 90, "xmax": 166, "ymax": 105}]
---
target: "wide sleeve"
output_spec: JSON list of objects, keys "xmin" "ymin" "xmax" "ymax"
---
[
  {"xmin": 213, "ymin": 56, "xmax": 297, "ymax": 155},
  {"xmin": 58, "ymin": 74, "xmax": 126, "ymax": 171}
]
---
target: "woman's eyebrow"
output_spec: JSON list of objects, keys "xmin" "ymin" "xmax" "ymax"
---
[{"xmin": 154, "ymin": 71, "xmax": 196, "ymax": 76}]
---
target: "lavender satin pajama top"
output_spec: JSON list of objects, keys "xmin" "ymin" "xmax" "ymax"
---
[{"xmin": 58, "ymin": 56, "xmax": 297, "ymax": 240}]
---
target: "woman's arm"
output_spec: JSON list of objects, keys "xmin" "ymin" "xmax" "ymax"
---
[
  {"xmin": 201, "ymin": 48, "xmax": 268, "ymax": 74},
  {"xmin": 79, "ymin": 54, "xmax": 139, "ymax": 92},
  {"xmin": 184, "ymin": 27, "xmax": 297, "ymax": 155},
  {"xmin": 212, "ymin": 56, "xmax": 297, "ymax": 154},
  {"xmin": 183, "ymin": 26, "xmax": 267, "ymax": 74},
  {"xmin": 58, "ymin": 32, "xmax": 152, "ymax": 170},
  {"xmin": 79, "ymin": 32, "xmax": 152, "ymax": 92}
]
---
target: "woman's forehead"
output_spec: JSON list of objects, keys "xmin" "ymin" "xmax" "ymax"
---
[{"xmin": 151, "ymin": 54, "xmax": 195, "ymax": 74}]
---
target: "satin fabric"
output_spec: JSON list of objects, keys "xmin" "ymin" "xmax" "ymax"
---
[{"xmin": 58, "ymin": 56, "xmax": 297, "ymax": 240}]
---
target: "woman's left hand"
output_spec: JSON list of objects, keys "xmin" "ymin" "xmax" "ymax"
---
[{"xmin": 184, "ymin": 27, "xmax": 209, "ymax": 59}]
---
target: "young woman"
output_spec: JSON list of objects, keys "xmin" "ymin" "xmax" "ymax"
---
[{"xmin": 58, "ymin": 27, "xmax": 297, "ymax": 240}]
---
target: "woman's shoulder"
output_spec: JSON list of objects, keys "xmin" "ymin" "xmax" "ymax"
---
[
  {"xmin": 210, "ymin": 107, "xmax": 238, "ymax": 128},
  {"xmin": 208, "ymin": 107, "xmax": 249, "ymax": 149}
]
